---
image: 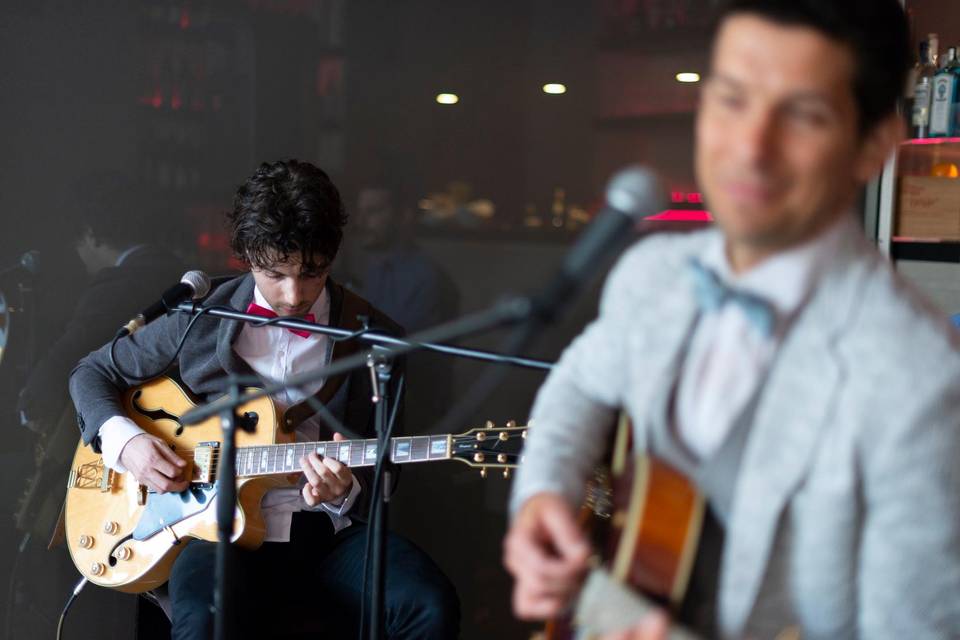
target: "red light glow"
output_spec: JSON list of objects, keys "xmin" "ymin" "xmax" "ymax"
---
[
  {"xmin": 903, "ymin": 137, "xmax": 960, "ymax": 146},
  {"xmin": 647, "ymin": 210, "xmax": 713, "ymax": 221}
]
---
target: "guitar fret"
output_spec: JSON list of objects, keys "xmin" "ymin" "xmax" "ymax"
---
[
  {"xmin": 428, "ymin": 436, "xmax": 449, "ymax": 460},
  {"xmin": 350, "ymin": 441, "xmax": 364, "ymax": 467},
  {"xmin": 411, "ymin": 436, "xmax": 429, "ymax": 461},
  {"xmin": 363, "ymin": 440, "xmax": 378, "ymax": 466},
  {"xmin": 393, "ymin": 438, "xmax": 411, "ymax": 462}
]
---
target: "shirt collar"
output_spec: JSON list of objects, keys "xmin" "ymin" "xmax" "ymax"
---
[{"xmin": 700, "ymin": 212, "xmax": 858, "ymax": 317}]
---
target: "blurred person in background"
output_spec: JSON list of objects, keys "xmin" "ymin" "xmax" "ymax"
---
[
  {"xmin": 5, "ymin": 174, "xmax": 185, "ymax": 639},
  {"xmin": 338, "ymin": 184, "xmax": 459, "ymax": 431}
]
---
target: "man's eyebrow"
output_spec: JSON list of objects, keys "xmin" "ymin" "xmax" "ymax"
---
[{"xmin": 709, "ymin": 72, "xmax": 835, "ymax": 108}]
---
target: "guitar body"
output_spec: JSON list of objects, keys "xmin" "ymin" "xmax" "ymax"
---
[
  {"xmin": 545, "ymin": 416, "xmax": 705, "ymax": 639},
  {"xmin": 64, "ymin": 377, "xmax": 290, "ymax": 593}
]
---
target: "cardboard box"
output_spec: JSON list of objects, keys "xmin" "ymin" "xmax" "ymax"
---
[{"xmin": 896, "ymin": 176, "xmax": 960, "ymax": 239}]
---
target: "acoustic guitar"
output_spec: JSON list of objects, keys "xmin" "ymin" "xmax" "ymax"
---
[
  {"xmin": 543, "ymin": 415, "xmax": 705, "ymax": 640},
  {"xmin": 65, "ymin": 376, "xmax": 526, "ymax": 593}
]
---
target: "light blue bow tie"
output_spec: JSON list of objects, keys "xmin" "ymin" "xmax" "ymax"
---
[{"xmin": 688, "ymin": 258, "xmax": 777, "ymax": 337}]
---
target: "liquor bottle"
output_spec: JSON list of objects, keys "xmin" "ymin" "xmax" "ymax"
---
[
  {"xmin": 930, "ymin": 47, "xmax": 960, "ymax": 137},
  {"xmin": 904, "ymin": 40, "xmax": 926, "ymax": 123},
  {"xmin": 912, "ymin": 34, "xmax": 939, "ymax": 139}
]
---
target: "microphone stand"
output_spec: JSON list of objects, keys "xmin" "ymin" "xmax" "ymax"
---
[{"xmin": 172, "ymin": 297, "xmax": 552, "ymax": 640}]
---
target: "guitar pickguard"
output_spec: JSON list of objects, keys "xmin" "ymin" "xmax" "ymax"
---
[{"xmin": 132, "ymin": 485, "xmax": 216, "ymax": 541}]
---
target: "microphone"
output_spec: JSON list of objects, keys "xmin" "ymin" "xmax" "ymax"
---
[
  {"xmin": 0, "ymin": 250, "xmax": 40, "ymax": 277},
  {"xmin": 120, "ymin": 270, "xmax": 211, "ymax": 336},
  {"xmin": 530, "ymin": 166, "xmax": 664, "ymax": 322}
]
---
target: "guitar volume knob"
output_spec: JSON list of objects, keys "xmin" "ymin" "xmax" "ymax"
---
[
  {"xmin": 78, "ymin": 535, "xmax": 94, "ymax": 549},
  {"xmin": 90, "ymin": 562, "xmax": 105, "ymax": 577},
  {"xmin": 103, "ymin": 521, "xmax": 119, "ymax": 535},
  {"xmin": 115, "ymin": 546, "xmax": 133, "ymax": 561}
]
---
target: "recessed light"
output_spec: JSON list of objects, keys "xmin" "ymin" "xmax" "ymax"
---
[
  {"xmin": 436, "ymin": 93, "xmax": 459, "ymax": 105},
  {"xmin": 543, "ymin": 83, "xmax": 567, "ymax": 95},
  {"xmin": 675, "ymin": 72, "xmax": 701, "ymax": 83}
]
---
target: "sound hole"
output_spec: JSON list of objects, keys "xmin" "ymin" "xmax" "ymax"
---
[{"xmin": 131, "ymin": 390, "xmax": 185, "ymax": 436}]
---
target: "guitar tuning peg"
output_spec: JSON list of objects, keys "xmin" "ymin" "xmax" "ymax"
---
[
  {"xmin": 502, "ymin": 468, "xmax": 511, "ymax": 479},
  {"xmin": 506, "ymin": 419, "xmax": 517, "ymax": 428},
  {"xmin": 484, "ymin": 420, "xmax": 495, "ymax": 429},
  {"xmin": 480, "ymin": 467, "xmax": 488, "ymax": 479}
]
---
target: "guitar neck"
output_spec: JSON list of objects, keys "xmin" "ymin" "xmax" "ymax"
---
[{"xmin": 235, "ymin": 434, "xmax": 452, "ymax": 478}]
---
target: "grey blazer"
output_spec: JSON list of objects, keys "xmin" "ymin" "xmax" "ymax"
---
[
  {"xmin": 69, "ymin": 273, "xmax": 404, "ymax": 519},
  {"xmin": 511, "ymin": 225, "xmax": 960, "ymax": 639}
]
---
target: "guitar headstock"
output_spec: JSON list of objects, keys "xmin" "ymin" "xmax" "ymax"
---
[{"xmin": 450, "ymin": 420, "xmax": 527, "ymax": 479}]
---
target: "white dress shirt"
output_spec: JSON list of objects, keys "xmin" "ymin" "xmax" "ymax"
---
[
  {"xmin": 98, "ymin": 284, "xmax": 361, "ymax": 542},
  {"xmin": 675, "ymin": 215, "xmax": 856, "ymax": 459}
]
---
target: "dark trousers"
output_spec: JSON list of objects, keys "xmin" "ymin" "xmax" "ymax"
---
[{"xmin": 166, "ymin": 512, "xmax": 459, "ymax": 639}]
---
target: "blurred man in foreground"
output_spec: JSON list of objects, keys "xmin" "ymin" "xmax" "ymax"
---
[{"xmin": 505, "ymin": 1, "xmax": 960, "ymax": 638}]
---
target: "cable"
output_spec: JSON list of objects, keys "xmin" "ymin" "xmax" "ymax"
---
[
  {"xmin": 109, "ymin": 305, "xmax": 232, "ymax": 382},
  {"xmin": 55, "ymin": 577, "xmax": 87, "ymax": 640}
]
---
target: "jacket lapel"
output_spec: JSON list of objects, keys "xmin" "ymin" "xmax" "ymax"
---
[
  {"xmin": 718, "ymin": 228, "xmax": 871, "ymax": 635},
  {"xmin": 216, "ymin": 273, "xmax": 256, "ymax": 376}
]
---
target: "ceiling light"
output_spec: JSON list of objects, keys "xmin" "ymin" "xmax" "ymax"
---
[
  {"xmin": 675, "ymin": 72, "xmax": 701, "ymax": 83},
  {"xmin": 543, "ymin": 83, "xmax": 567, "ymax": 95},
  {"xmin": 436, "ymin": 93, "xmax": 459, "ymax": 105}
]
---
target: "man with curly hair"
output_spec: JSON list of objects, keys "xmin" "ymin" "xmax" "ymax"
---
[{"xmin": 70, "ymin": 160, "xmax": 460, "ymax": 639}]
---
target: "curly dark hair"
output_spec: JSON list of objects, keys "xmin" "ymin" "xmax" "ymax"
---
[{"xmin": 228, "ymin": 159, "xmax": 348, "ymax": 271}]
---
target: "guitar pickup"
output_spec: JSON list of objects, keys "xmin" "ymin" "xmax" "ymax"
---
[{"xmin": 192, "ymin": 443, "xmax": 219, "ymax": 484}]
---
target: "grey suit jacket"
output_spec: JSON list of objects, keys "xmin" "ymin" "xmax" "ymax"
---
[
  {"xmin": 511, "ymin": 225, "xmax": 960, "ymax": 639},
  {"xmin": 69, "ymin": 273, "xmax": 404, "ymax": 520}
]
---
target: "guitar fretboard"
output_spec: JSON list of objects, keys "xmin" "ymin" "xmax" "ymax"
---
[{"xmin": 235, "ymin": 435, "xmax": 452, "ymax": 478}]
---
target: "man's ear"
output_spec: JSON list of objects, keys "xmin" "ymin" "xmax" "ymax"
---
[{"xmin": 854, "ymin": 113, "xmax": 904, "ymax": 183}]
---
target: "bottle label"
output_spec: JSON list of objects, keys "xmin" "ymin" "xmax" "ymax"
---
[
  {"xmin": 930, "ymin": 75, "xmax": 957, "ymax": 135},
  {"xmin": 913, "ymin": 83, "xmax": 932, "ymax": 127}
]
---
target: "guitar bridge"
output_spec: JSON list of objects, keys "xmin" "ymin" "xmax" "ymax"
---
[
  {"xmin": 67, "ymin": 458, "xmax": 117, "ymax": 493},
  {"xmin": 192, "ymin": 442, "xmax": 219, "ymax": 484}
]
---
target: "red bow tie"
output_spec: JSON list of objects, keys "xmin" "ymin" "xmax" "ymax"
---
[{"xmin": 245, "ymin": 303, "xmax": 315, "ymax": 338}]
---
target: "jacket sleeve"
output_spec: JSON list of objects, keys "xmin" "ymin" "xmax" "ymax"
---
[
  {"xmin": 68, "ymin": 308, "xmax": 190, "ymax": 450},
  {"xmin": 857, "ymin": 372, "xmax": 960, "ymax": 638}
]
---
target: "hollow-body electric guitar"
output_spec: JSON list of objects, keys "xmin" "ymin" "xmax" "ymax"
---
[{"xmin": 65, "ymin": 376, "xmax": 526, "ymax": 593}]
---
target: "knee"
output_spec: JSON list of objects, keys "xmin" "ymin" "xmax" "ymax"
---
[{"xmin": 390, "ymin": 574, "xmax": 461, "ymax": 639}]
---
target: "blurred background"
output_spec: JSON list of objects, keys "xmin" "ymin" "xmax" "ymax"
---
[{"xmin": 0, "ymin": 0, "xmax": 957, "ymax": 638}]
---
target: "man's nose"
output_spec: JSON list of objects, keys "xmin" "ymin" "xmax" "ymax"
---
[
  {"xmin": 735, "ymin": 108, "xmax": 778, "ymax": 167},
  {"xmin": 280, "ymin": 278, "xmax": 305, "ymax": 306}
]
